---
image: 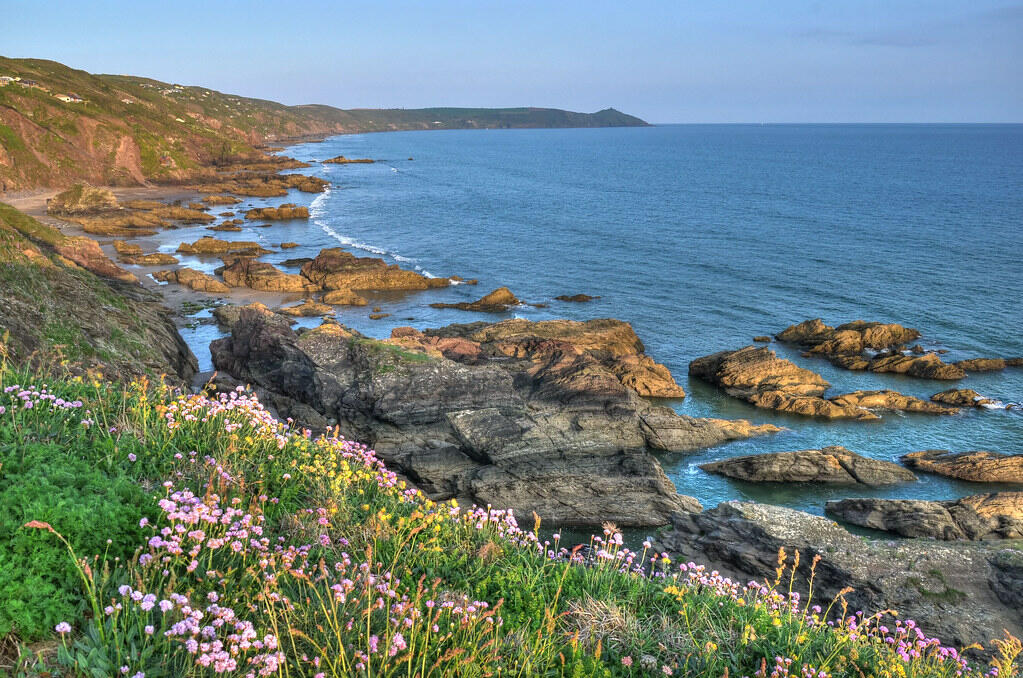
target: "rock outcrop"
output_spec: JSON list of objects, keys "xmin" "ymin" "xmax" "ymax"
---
[
  {"xmin": 901, "ymin": 450, "xmax": 1023, "ymax": 483},
  {"xmin": 700, "ymin": 446, "xmax": 916, "ymax": 485},
  {"xmin": 210, "ymin": 310, "xmax": 778, "ymax": 527},
  {"xmin": 775, "ymin": 318, "xmax": 920, "ymax": 354},
  {"xmin": 218, "ymin": 257, "xmax": 319, "ymax": 292},
  {"xmin": 300, "ymin": 247, "xmax": 448, "ymax": 292},
  {"xmin": 931, "ymin": 388, "xmax": 999, "ymax": 408},
  {"xmin": 244, "ymin": 204, "xmax": 310, "ymax": 220},
  {"xmin": 153, "ymin": 268, "xmax": 229, "ymax": 294},
  {"xmin": 123, "ymin": 252, "xmax": 179, "ymax": 266},
  {"xmin": 430, "ymin": 287, "xmax": 522, "ymax": 312},
  {"xmin": 54, "ymin": 236, "xmax": 137, "ymax": 283},
  {"xmin": 688, "ymin": 346, "xmax": 875, "ymax": 419},
  {"xmin": 827, "ymin": 390, "xmax": 958, "ymax": 415},
  {"xmin": 655, "ymin": 501, "xmax": 1023, "ymax": 648},
  {"xmin": 555, "ymin": 294, "xmax": 598, "ymax": 303},
  {"xmin": 955, "ymin": 358, "xmax": 1023, "ymax": 372},
  {"xmin": 176, "ymin": 237, "xmax": 272, "ymax": 257},
  {"xmin": 776, "ymin": 318, "xmax": 965, "ymax": 379},
  {"xmin": 323, "ymin": 155, "xmax": 374, "ymax": 164},
  {"xmin": 825, "ymin": 493, "xmax": 1023, "ymax": 540}
]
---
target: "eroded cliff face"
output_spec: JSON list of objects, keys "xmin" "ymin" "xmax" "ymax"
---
[
  {"xmin": 209, "ymin": 308, "xmax": 778, "ymax": 527},
  {"xmin": 0, "ymin": 202, "xmax": 196, "ymax": 385}
]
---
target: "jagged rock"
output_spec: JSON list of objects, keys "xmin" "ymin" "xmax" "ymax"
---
[
  {"xmin": 430, "ymin": 287, "xmax": 521, "ymax": 312},
  {"xmin": 956, "ymin": 358, "xmax": 1023, "ymax": 372},
  {"xmin": 218, "ymin": 257, "xmax": 319, "ymax": 292},
  {"xmin": 427, "ymin": 318, "xmax": 689, "ymax": 398},
  {"xmin": 212, "ymin": 303, "xmax": 291, "ymax": 329},
  {"xmin": 244, "ymin": 204, "xmax": 310, "ymax": 220},
  {"xmin": 902, "ymin": 450, "xmax": 1023, "ymax": 483},
  {"xmin": 54, "ymin": 237, "xmax": 137, "ymax": 283},
  {"xmin": 654, "ymin": 501, "xmax": 1023, "ymax": 648},
  {"xmin": 46, "ymin": 183, "xmax": 118, "ymax": 215},
  {"xmin": 688, "ymin": 346, "xmax": 875, "ymax": 419},
  {"xmin": 300, "ymin": 247, "xmax": 446, "ymax": 292},
  {"xmin": 827, "ymin": 390, "xmax": 958, "ymax": 415},
  {"xmin": 321, "ymin": 288, "xmax": 368, "ymax": 306},
  {"xmin": 831, "ymin": 351, "xmax": 966, "ymax": 380},
  {"xmin": 825, "ymin": 493, "xmax": 1023, "ymax": 540},
  {"xmin": 700, "ymin": 446, "xmax": 916, "ymax": 485},
  {"xmin": 776, "ymin": 318, "xmax": 920, "ymax": 355},
  {"xmin": 931, "ymin": 389, "xmax": 998, "ymax": 408},
  {"xmin": 279, "ymin": 300, "xmax": 334, "ymax": 317},
  {"xmin": 153, "ymin": 268, "xmax": 229, "ymax": 294},
  {"xmin": 555, "ymin": 294, "xmax": 598, "ymax": 302},
  {"xmin": 210, "ymin": 310, "xmax": 777, "ymax": 527},
  {"xmin": 176, "ymin": 237, "xmax": 271, "ymax": 256}
]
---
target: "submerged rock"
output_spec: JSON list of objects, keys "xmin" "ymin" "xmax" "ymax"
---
[
  {"xmin": 655, "ymin": 501, "xmax": 1023, "ymax": 648},
  {"xmin": 210, "ymin": 310, "xmax": 777, "ymax": 527},
  {"xmin": 825, "ymin": 493, "xmax": 1023, "ymax": 541},
  {"xmin": 700, "ymin": 446, "xmax": 916, "ymax": 485},
  {"xmin": 555, "ymin": 294, "xmax": 598, "ymax": 302},
  {"xmin": 902, "ymin": 450, "xmax": 1023, "ymax": 483},
  {"xmin": 430, "ymin": 287, "xmax": 522, "ymax": 312}
]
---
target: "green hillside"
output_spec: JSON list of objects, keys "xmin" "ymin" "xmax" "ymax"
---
[{"xmin": 0, "ymin": 56, "xmax": 647, "ymax": 191}]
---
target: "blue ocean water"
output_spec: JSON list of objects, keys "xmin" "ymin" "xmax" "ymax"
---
[{"xmin": 167, "ymin": 124, "xmax": 1023, "ymax": 514}]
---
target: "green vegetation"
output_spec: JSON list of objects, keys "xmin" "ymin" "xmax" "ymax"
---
[{"xmin": 0, "ymin": 362, "xmax": 1019, "ymax": 677}]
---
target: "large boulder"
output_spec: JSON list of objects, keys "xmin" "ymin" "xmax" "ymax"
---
[
  {"xmin": 655, "ymin": 501, "xmax": 1023, "ymax": 649},
  {"xmin": 902, "ymin": 450, "xmax": 1023, "ymax": 483},
  {"xmin": 825, "ymin": 493, "xmax": 1023, "ymax": 541},
  {"xmin": 430, "ymin": 287, "xmax": 522, "ymax": 312},
  {"xmin": 210, "ymin": 310, "xmax": 778, "ymax": 527},
  {"xmin": 700, "ymin": 446, "xmax": 916, "ymax": 485}
]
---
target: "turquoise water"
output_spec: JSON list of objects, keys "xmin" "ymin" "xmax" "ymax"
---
[{"xmin": 162, "ymin": 124, "xmax": 1023, "ymax": 514}]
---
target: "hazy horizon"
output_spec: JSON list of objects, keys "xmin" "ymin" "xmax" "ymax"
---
[{"xmin": 2, "ymin": 0, "xmax": 1021, "ymax": 123}]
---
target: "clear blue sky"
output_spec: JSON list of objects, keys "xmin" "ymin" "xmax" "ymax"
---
[{"xmin": 2, "ymin": 0, "xmax": 1020, "ymax": 122}]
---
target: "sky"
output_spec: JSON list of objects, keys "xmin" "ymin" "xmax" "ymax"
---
[{"xmin": 2, "ymin": 0, "xmax": 1021, "ymax": 123}]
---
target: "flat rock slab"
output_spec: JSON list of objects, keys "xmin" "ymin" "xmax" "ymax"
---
[{"xmin": 701, "ymin": 446, "xmax": 916, "ymax": 485}]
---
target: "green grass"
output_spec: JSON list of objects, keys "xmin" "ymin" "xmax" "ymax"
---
[{"xmin": 0, "ymin": 364, "xmax": 1017, "ymax": 677}]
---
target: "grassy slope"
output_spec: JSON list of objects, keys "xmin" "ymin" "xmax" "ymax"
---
[
  {"xmin": 0, "ymin": 202, "xmax": 193, "ymax": 383},
  {"xmin": 1, "ymin": 366, "xmax": 1018, "ymax": 676},
  {"xmin": 0, "ymin": 56, "xmax": 647, "ymax": 191}
]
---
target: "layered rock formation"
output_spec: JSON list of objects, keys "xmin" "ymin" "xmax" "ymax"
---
[
  {"xmin": 700, "ymin": 446, "xmax": 916, "ymax": 485},
  {"xmin": 776, "ymin": 318, "xmax": 965, "ymax": 379},
  {"xmin": 655, "ymin": 501, "xmax": 1023, "ymax": 648},
  {"xmin": 430, "ymin": 287, "xmax": 522, "ymax": 312},
  {"xmin": 902, "ymin": 450, "xmax": 1023, "ymax": 483},
  {"xmin": 827, "ymin": 390, "xmax": 958, "ymax": 415},
  {"xmin": 825, "ymin": 493, "xmax": 1023, "ymax": 540},
  {"xmin": 210, "ymin": 309, "xmax": 778, "ymax": 526},
  {"xmin": 955, "ymin": 358, "xmax": 1023, "ymax": 372}
]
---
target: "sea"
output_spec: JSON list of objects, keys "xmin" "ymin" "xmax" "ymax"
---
[{"xmin": 155, "ymin": 123, "xmax": 1023, "ymax": 516}]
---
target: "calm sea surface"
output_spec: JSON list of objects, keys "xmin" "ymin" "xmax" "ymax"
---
[{"xmin": 163, "ymin": 124, "xmax": 1023, "ymax": 515}]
